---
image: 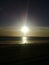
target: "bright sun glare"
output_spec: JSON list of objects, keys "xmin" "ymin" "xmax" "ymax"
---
[
  {"xmin": 21, "ymin": 25, "xmax": 29, "ymax": 44},
  {"xmin": 21, "ymin": 26, "xmax": 29, "ymax": 34}
]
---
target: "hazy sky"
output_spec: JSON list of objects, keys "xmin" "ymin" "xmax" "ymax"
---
[{"xmin": 0, "ymin": 0, "xmax": 49, "ymax": 27}]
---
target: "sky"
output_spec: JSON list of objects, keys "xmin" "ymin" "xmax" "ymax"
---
[{"xmin": 0, "ymin": 0, "xmax": 49, "ymax": 27}]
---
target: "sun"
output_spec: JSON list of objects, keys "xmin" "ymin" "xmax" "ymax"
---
[{"xmin": 21, "ymin": 25, "xmax": 29, "ymax": 34}]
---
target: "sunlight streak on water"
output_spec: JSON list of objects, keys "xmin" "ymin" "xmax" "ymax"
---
[{"xmin": 22, "ymin": 37, "xmax": 27, "ymax": 44}]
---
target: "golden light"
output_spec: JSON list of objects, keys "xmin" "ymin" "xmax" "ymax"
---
[
  {"xmin": 21, "ymin": 25, "xmax": 29, "ymax": 34},
  {"xmin": 22, "ymin": 37, "xmax": 27, "ymax": 44}
]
